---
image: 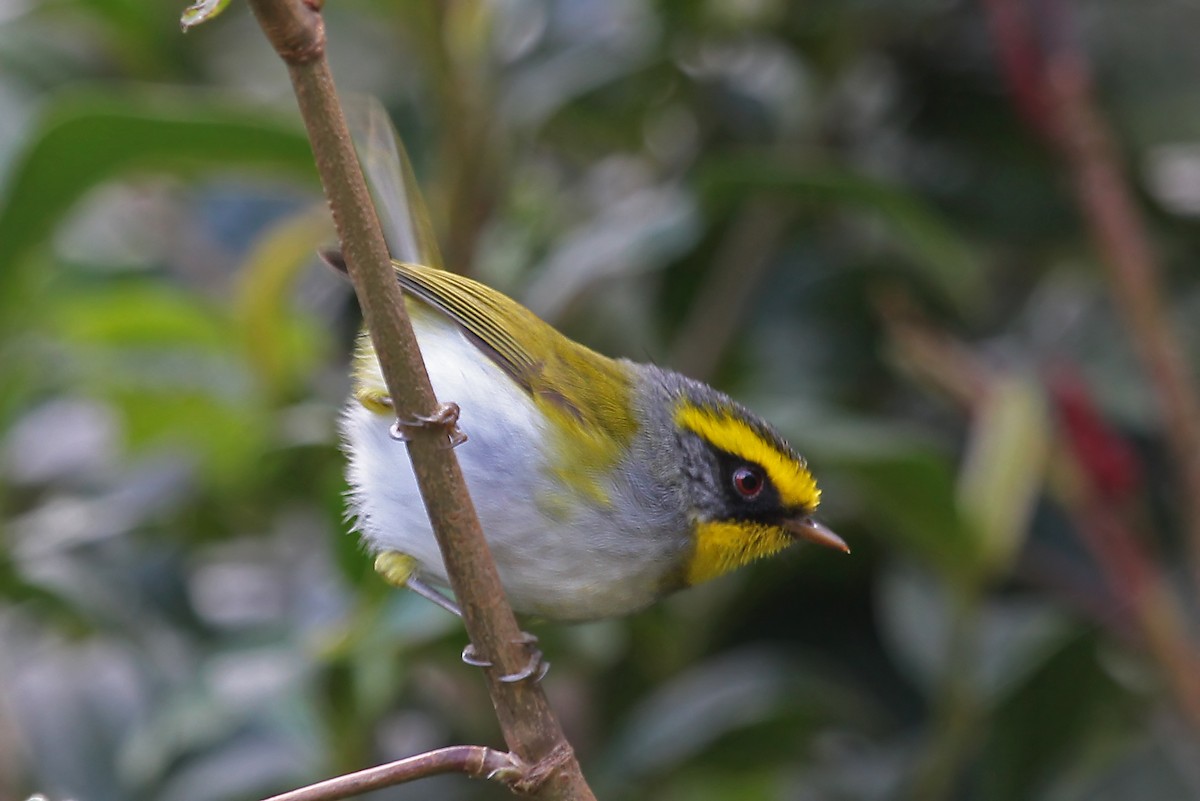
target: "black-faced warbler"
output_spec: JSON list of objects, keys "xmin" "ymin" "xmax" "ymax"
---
[
  {"xmin": 340, "ymin": 264, "xmax": 847, "ymax": 622},
  {"xmin": 337, "ymin": 100, "xmax": 846, "ymax": 625}
]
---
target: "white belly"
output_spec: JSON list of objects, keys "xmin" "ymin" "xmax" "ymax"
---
[{"xmin": 341, "ymin": 312, "xmax": 677, "ymax": 620}]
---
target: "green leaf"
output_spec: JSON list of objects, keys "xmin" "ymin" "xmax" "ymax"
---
[
  {"xmin": 878, "ymin": 562, "xmax": 1074, "ymax": 696},
  {"xmin": 803, "ymin": 419, "xmax": 978, "ymax": 581},
  {"xmin": 597, "ymin": 647, "xmax": 869, "ymax": 795},
  {"xmin": 982, "ymin": 631, "xmax": 1134, "ymax": 801},
  {"xmin": 233, "ymin": 207, "xmax": 333, "ymax": 399},
  {"xmin": 0, "ymin": 89, "xmax": 315, "ymax": 322},
  {"xmin": 113, "ymin": 389, "xmax": 266, "ymax": 485},
  {"xmin": 847, "ymin": 448, "xmax": 978, "ymax": 581},
  {"xmin": 54, "ymin": 283, "xmax": 233, "ymax": 350},
  {"xmin": 956, "ymin": 374, "xmax": 1050, "ymax": 577},
  {"xmin": 698, "ymin": 157, "xmax": 984, "ymax": 313},
  {"xmin": 49, "ymin": 283, "xmax": 270, "ymax": 483}
]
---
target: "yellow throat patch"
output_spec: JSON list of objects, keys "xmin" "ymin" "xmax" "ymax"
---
[
  {"xmin": 674, "ymin": 403, "xmax": 821, "ymax": 585},
  {"xmin": 686, "ymin": 520, "xmax": 793, "ymax": 585}
]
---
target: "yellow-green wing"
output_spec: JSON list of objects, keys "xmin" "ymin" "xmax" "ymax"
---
[{"xmin": 395, "ymin": 262, "xmax": 637, "ymax": 483}]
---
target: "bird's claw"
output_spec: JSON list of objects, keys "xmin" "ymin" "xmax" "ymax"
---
[
  {"xmin": 460, "ymin": 632, "xmax": 550, "ymax": 683},
  {"xmin": 389, "ymin": 402, "xmax": 468, "ymax": 449},
  {"xmin": 499, "ymin": 646, "xmax": 550, "ymax": 683},
  {"xmin": 461, "ymin": 643, "xmax": 492, "ymax": 668}
]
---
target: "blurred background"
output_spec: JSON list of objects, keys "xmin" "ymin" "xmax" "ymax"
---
[{"xmin": 3, "ymin": 1, "xmax": 1200, "ymax": 799}]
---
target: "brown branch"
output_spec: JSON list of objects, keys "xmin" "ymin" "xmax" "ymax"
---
[
  {"xmin": 1044, "ymin": 53, "xmax": 1200, "ymax": 585},
  {"xmin": 983, "ymin": 0, "xmax": 1200, "ymax": 589},
  {"xmin": 879, "ymin": 301, "xmax": 1200, "ymax": 733},
  {"xmin": 241, "ymin": 1, "xmax": 595, "ymax": 798},
  {"xmin": 261, "ymin": 747, "xmax": 520, "ymax": 801}
]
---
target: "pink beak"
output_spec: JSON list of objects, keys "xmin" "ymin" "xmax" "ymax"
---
[{"xmin": 784, "ymin": 517, "xmax": 850, "ymax": 554}]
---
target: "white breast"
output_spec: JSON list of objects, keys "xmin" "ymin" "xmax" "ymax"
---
[{"xmin": 341, "ymin": 311, "xmax": 682, "ymax": 620}]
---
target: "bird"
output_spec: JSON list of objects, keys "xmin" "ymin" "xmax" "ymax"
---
[
  {"xmin": 337, "ymin": 260, "xmax": 847, "ymax": 625},
  {"xmin": 332, "ymin": 97, "xmax": 845, "ymax": 639}
]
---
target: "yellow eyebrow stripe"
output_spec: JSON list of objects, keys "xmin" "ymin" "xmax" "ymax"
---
[{"xmin": 674, "ymin": 404, "xmax": 821, "ymax": 510}]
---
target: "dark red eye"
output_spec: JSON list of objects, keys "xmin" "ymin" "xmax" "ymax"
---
[{"xmin": 732, "ymin": 466, "xmax": 763, "ymax": 499}]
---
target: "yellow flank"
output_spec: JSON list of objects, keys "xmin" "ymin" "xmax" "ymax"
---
[
  {"xmin": 374, "ymin": 551, "xmax": 418, "ymax": 588},
  {"xmin": 352, "ymin": 334, "xmax": 392, "ymax": 415},
  {"xmin": 674, "ymin": 403, "xmax": 820, "ymax": 510},
  {"xmin": 351, "ymin": 301, "xmax": 450, "ymax": 416},
  {"xmin": 355, "ymin": 385, "xmax": 393, "ymax": 415},
  {"xmin": 686, "ymin": 520, "xmax": 792, "ymax": 585}
]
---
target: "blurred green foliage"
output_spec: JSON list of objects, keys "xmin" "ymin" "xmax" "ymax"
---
[{"xmin": 2, "ymin": 2, "xmax": 1200, "ymax": 800}]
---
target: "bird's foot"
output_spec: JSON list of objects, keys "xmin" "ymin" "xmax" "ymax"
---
[
  {"xmin": 375, "ymin": 552, "xmax": 547, "ymax": 682},
  {"xmin": 461, "ymin": 631, "xmax": 550, "ymax": 683},
  {"xmin": 388, "ymin": 402, "xmax": 468, "ymax": 449}
]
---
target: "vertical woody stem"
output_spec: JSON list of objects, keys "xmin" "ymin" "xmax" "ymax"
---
[
  {"xmin": 1043, "ymin": 53, "xmax": 1200, "ymax": 583},
  {"xmin": 243, "ymin": 0, "xmax": 595, "ymax": 797}
]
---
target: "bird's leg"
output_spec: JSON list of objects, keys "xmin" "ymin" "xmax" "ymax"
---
[
  {"xmin": 375, "ymin": 552, "xmax": 463, "ymax": 616},
  {"xmin": 379, "ymin": 405, "xmax": 542, "ymax": 680},
  {"xmin": 373, "ymin": 551, "xmax": 549, "ymax": 682},
  {"xmin": 407, "ymin": 575, "xmax": 466, "ymax": 617}
]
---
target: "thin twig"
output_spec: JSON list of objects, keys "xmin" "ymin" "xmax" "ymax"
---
[
  {"xmin": 670, "ymin": 199, "xmax": 793, "ymax": 381},
  {"xmin": 1045, "ymin": 53, "xmax": 1200, "ymax": 586},
  {"xmin": 879, "ymin": 301, "xmax": 1200, "ymax": 733},
  {"xmin": 261, "ymin": 747, "xmax": 520, "ymax": 801},
  {"xmin": 984, "ymin": 0, "xmax": 1200, "ymax": 590},
  {"xmin": 241, "ymin": 1, "xmax": 595, "ymax": 798}
]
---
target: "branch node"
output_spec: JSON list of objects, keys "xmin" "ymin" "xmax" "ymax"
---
[
  {"xmin": 508, "ymin": 742, "xmax": 576, "ymax": 796},
  {"xmin": 484, "ymin": 753, "xmax": 528, "ymax": 784},
  {"xmin": 247, "ymin": 0, "xmax": 325, "ymax": 65}
]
